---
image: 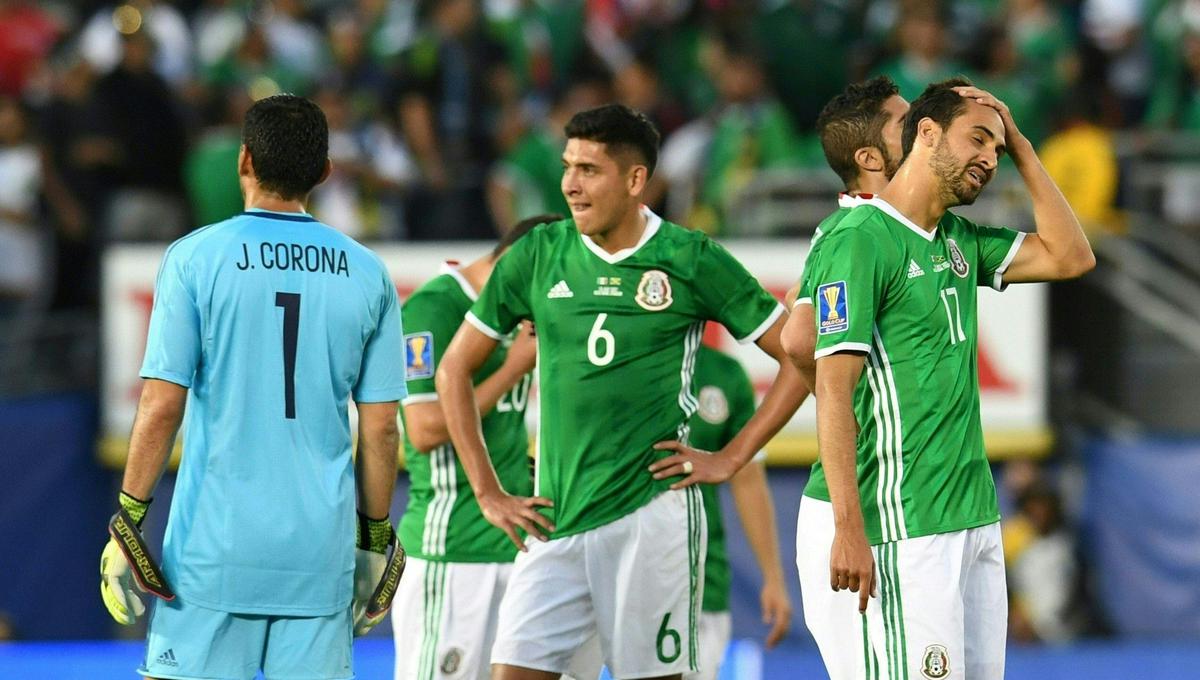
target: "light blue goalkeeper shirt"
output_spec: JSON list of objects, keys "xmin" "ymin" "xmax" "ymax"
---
[{"xmin": 140, "ymin": 209, "xmax": 406, "ymax": 615}]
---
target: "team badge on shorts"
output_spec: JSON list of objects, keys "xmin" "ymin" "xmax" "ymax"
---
[
  {"xmin": 947, "ymin": 238, "xmax": 970, "ymax": 278},
  {"xmin": 635, "ymin": 270, "xmax": 673, "ymax": 311},
  {"xmin": 921, "ymin": 644, "xmax": 950, "ymax": 679},
  {"xmin": 697, "ymin": 385, "xmax": 729, "ymax": 424},
  {"xmin": 817, "ymin": 281, "xmax": 849, "ymax": 335},
  {"xmin": 405, "ymin": 332, "xmax": 435, "ymax": 379},
  {"xmin": 440, "ymin": 647, "xmax": 463, "ymax": 675}
]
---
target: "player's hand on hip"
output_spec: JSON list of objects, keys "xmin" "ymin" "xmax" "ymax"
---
[
  {"xmin": 830, "ymin": 528, "xmax": 877, "ymax": 613},
  {"xmin": 648, "ymin": 440, "xmax": 736, "ymax": 489},
  {"xmin": 100, "ymin": 538, "xmax": 147, "ymax": 625},
  {"xmin": 477, "ymin": 490, "xmax": 555, "ymax": 550},
  {"xmin": 760, "ymin": 577, "xmax": 793, "ymax": 648}
]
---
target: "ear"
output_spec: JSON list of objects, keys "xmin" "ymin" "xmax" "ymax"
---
[
  {"xmin": 853, "ymin": 146, "xmax": 885, "ymax": 174},
  {"xmin": 917, "ymin": 117, "xmax": 941, "ymax": 149},
  {"xmin": 627, "ymin": 164, "xmax": 649, "ymax": 196},
  {"xmin": 237, "ymin": 145, "xmax": 253, "ymax": 179},
  {"xmin": 315, "ymin": 157, "xmax": 333, "ymax": 187}
]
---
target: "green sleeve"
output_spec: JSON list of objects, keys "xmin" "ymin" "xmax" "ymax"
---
[
  {"xmin": 974, "ymin": 220, "xmax": 1026, "ymax": 291},
  {"xmin": 809, "ymin": 225, "xmax": 895, "ymax": 358},
  {"xmin": 796, "ymin": 244, "xmax": 822, "ymax": 307},
  {"xmin": 467, "ymin": 234, "xmax": 536, "ymax": 340},
  {"xmin": 694, "ymin": 238, "xmax": 783, "ymax": 343},
  {"xmin": 401, "ymin": 290, "xmax": 465, "ymax": 400}
]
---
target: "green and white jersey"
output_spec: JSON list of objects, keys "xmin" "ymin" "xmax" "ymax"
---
[
  {"xmin": 689, "ymin": 345, "xmax": 758, "ymax": 613},
  {"xmin": 399, "ymin": 263, "xmax": 534, "ymax": 563},
  {"xmin": 466, "ymin": 209, "xmax": 783, "ymax": 538},
  {"xmin": 806, "ymin": 199, "xmax": 1025, "ymax": 545}
]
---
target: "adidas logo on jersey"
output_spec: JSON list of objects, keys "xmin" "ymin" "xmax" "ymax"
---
[
  {"xmin": 156, "ymin": 649, "xmax": 179, "ymax": 668},
  {"xmin": 907, "ymin": 259, "xmax": 925, "ymax": 279},
  {"xmin": 547, "ymin": 280, "xmax": 574, "ymax": 298}
]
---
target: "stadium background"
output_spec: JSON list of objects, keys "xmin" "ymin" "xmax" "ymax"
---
[{"xmin": 1, "ymin": 0, "xmax": 1198, "ymax": 677}]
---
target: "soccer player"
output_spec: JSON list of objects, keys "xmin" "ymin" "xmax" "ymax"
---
[
  {"xmin": 807, "ymin": 78, "xmax": 1094, "ymax": 679},
  {"xmin": 98, "ymin": 94, "xmax": 407, "ymax": 680},
  {"xmin": 392, "ymin": 213, "xmax": 559, "ymax": 680},
  {"xmin": 436, "ymin": 104, "xmax": 807, "ymax": 680},
  {"xmin": 780, "ymin": 76, "xmax": 910, "ymax": 680}
]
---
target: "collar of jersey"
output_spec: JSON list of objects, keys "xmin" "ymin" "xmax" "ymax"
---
[
  {"xmin": 837, "ymin": 193, "xmax": 874, "ymax": 209},
  {"xmin": 857, "ymin": 196, "xmax": 936, "ymax": 242},
  {"xmin": 579, "ymin": 205, "xmax": 663, "ymax": 264},
  {"xmin": 242, "ymin": 208, "xmax": 316, "ymax": 222},
  {"xmin": 439, "ymin": 261, "xmax": 478, "ymax": 301}
]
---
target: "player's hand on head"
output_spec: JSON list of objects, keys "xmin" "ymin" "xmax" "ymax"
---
[
  {"xmin": 477, "ymin": 490, "xmax": 555, "ymax": 550},
  {"xmin": 504, "ymin": 322, "xmax": 538, "ymax": 375},
  {"xmin": 648, "ymin": 441, "xmax": 737, "ymax": 489},
  {"xmin": 760, "ymin": 578, "xmax": 793, "ymax": 648},
  {"xmin": 952, "ymin": 85, "xmax": 1023, "ymax": 144},
  {"xmin": 829, "ymin": 528, "xmax": 877, "ymax": 614}
]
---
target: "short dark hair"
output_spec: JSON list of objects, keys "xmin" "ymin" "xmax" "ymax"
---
[
  {"xmin": 564, "ymin": 104, "xmax": 660, "ymax": 176},
  {"xmin": 901, "ymin": 77, "xmax": 973, "ymax": 162},
  {"xmin": 492, "ymin": 213, "xmax": 563, "ymax": 258},
  {"xmin": 816, "ymin": 76, "xmax": 901, "ymax": 187},
  {"xmin": 241, "ymin": 94, "xmax": 329, "ymax": 200}
]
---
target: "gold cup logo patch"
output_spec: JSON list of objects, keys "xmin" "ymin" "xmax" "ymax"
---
[{"xmin": 822, "ymin": 284, "xmax": 841, "ymax": 320}]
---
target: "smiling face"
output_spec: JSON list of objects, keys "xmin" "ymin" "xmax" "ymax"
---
[
  {"xmin": 929, "ymin": 100, "xmax": 1006, "ymax": 206},
  {"xmin": 560, "ymin": 137, "xmax": 645, "ymax": 238}
]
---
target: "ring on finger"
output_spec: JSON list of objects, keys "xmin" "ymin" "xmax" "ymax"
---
[{"xmin": 682, "ymin": 460, "xmax": 694, "ymax": 474}]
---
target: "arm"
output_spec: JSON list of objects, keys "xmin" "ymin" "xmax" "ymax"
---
[
  {"xmin": 405, "ymin": 324, "xmax": 535, "ymax": 453},
  {"xmin": 436, "ymin": 322, "xmax": 552, "ymax": 548},
  {"xmin": 121, "ymin": 379, "xmax": 188, "ymax": 500},
  {"xmin": 781, "ymin": 302, "xmax": 816, "ymax": 393},
  {"xmin": 816, "ymin": 351, "xmax": 875, "ymax": 613},
  {"xmin": 354, "ymin": 401, "xmax": 400, "ymax": 520},
  {"xmin": 955, "ymin": 86, "xmax": 1096, "ymax": 282},
  {"xmin": 729, "ymin": 460, "xmax": 792, "ymax": 647}
]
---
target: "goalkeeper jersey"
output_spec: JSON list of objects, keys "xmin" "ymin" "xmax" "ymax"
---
[
  {"xmin": 805, "ymin": 199, "xmax": 1024, "ymax": 545},
  {"xmin": 466, "ymin": 209, "xmax": 783, "ymax": 538},
  {"xmin": 140, "ymin": 209, "xmax": 406, "ymax": 615},
  {"xmin": 398, "ymin": 264, "xmax": 533, "ymax": 563}
]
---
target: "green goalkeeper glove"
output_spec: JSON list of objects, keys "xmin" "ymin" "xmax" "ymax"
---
[
  {"xmin": 100, "ymin": 492, "xmax": 175, "ymax": 625},
  {"xmin": 352, "ymin": 512, "xmax": 406, "ymax": 636}
]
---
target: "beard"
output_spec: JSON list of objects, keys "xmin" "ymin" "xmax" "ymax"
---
[{"xmin": 931, "ymin": 137, "xmax": 987, "ymax": 207}]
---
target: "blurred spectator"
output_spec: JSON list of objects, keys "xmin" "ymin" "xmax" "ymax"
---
[
  {"xmin": 873, "ymin": 5, "xmax": 971, "ymax": 101},
  {"xmin": 967, "ymin": 23, "xmax": 1045, "ymax": 144},
  {"xmin": 614, "ymin": 54, "xmax": 687, "ymax": 139},
  {"xmin": 0, "ymin": 96, "xmax": 47, "ymax": 319},
  {"xmin": 184, "ymin": 87, "xmax": 248, "ymax": 228},
  {"xmin": 79, "ymin": 0, "xmax": 193, "ymax": 86},
  {"xmin": 1146, "ymin": 23, "xmax": 1200, "ymax": 130},
  {"xmin": 203, "ymin": 23, "xmax": 308, "ymax": 96},
  {"xmin": 486, "ymin": 0, "xmax": 587, "ymax": 107},
  {"xmin": 1080, "ymin": 0, "xmax": 1151, "ymax": 125},
  {"xmin": 192, "ymin": 0, "xmax": 247, "ymax": 75},
  {"xmin": 0, "ymin": 0, "xmax": 64, "ymax": 97},
  {"xmin": 263, "ymin": 0, "xmax": 325, "ymax": 84},
  {"xmin": 1008, "ymin": 0, "xmax": 1079, "ymax": 115},
  {"xmin": 1040, "ymin": 90, "xmax": 1122, "ymax": 237},
  {"xmin": 323, "ymin": 10, "xmax": 389, "ymax": 100}
]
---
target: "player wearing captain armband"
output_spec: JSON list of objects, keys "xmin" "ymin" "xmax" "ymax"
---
[{"xmin": 100, "ymin": 94, "xmax": 407, "ymax": 680}]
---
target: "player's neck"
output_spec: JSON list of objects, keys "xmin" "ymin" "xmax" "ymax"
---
[
  {"xmin": 878, "ymin": 163, "xmax": 947, "ymax": 232},
  {"xmin": 459, "ymin": 256, "xmax": 493, "ymax": 293},
  {"xmin": 847, "ymin": 173, "xmax": 888, "ymax": 197},
  {"xmin": 244, "ymin": 186, "xmax": 308, "ymax": 215},
  {"xmin": 590, "ymin": 205, "xmax": 646, "ymax": 254}
]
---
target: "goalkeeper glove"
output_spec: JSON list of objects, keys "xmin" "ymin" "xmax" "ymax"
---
[
  {"xmin": 352, "ymin": 512, "xmax": 406, "ymax": 636},
  {"xmin": 100, "ymin": 492, "xmax": 175, "ymax": 625}
]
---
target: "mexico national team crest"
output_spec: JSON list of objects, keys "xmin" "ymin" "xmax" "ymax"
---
[
  {"xmin": 697, "ymin": 385, "xmax": 729, "ymax": 424},
  {"xmin": 440, "ymin": 647, "xmax": 463, "ymax": 675},
  {"xmin": 635, "ymin": 270, "xmax": 673, "ymax": 311},
  {"xmin": 946, "ymin": 238, "xmax": 970, "ymax": 278},
  {"xmin": 921, "ymin": 644, "xmax": 950, "ymax": 679}
]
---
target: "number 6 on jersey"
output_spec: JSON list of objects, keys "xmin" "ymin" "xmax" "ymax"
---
[{"xmin": 587, "ymin": 313, "xmax": 615, "ymax": 366}]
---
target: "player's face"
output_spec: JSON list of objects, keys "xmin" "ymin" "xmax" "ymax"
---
[
  {"xmin": 880, "ymin": 94, "xmax": 910, "ymax": 179},
  {"xmin": 930, "ymin": 101, "xmax": 1005, "ymax": 206},
  {"xmin": 561, "ymin": 138, "xmax": 641, "ymax": 237}
]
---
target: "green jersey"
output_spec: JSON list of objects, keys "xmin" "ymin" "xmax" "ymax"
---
[
  {"xmin": 399, "ymin": 264, "xmax": 534, "ymax": 562},
  {"xmin": 806, "ymin": 199, "xmax": 1024, "ymax": 545},
  {"xmin": 689, "ymin": 345, "xmax": 757, "ymax": 613},
  {"xmin": 467, "ymin": 210, "xmax": 783, "ymax": 537}
]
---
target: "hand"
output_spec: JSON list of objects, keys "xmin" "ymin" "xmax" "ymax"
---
[
  {"xmin": 503, "ymin": 322, "xmax": 537, "ymax": 376},
  {"xmin": 352, "ymin": 548, "xmax": 391, "ymax": 635},
  {"xmin": 100, "ymin": 538, "xmax": 146, "ymax": 625},
  {"xmin": 830, "ymin": 527, "xmax": 876, "ymax": 613},
  {"xmin": 352, "ymin": 514, "xmax": 405, "ymax": 636},
  {"xmin": 759, "ymin": 577, "xmax": 793, "ymax": 648},
  {"xmin": 477, "ymin": 490, "xmax": 555, "ymax": 550},
  {"xmin": 952, "ymin": 85, "xmax": 1029, "ymax": 152},
  {"xmin": 647, "ymin": 441, "xmax": 739, "ymax": 489}
]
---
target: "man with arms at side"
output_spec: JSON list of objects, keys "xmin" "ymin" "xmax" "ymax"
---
[
  {"xmin": 392, "ymin": 213, "xmax": 559, "ymax": 680},
  {"xmin": 437, "ymin": 104, "xmax": 807, "ymax": 680},
  {"xmin": 99, "ymin": 94, "xmax": 407, "ymax": 680},
  {"xmin": 779, "ymin": 76, "xmax": 909, "ymax": 680},
  {"xmin": 809, "ymin": 78, "xmax": 1094, "ymax": 680}
]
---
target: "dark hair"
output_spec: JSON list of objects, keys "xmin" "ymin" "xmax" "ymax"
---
[
  {"xmin": 816, "ymin": 76, "xmax": 901, "ymax": 187},
  {"xmin": 564, "ymin": 104, "xmax": 660, "ymax": 176},
  {"xmin": 901, "ymin": 77, "xmax": 973, "ymax": 162},
  {"xmin": 492, "ymin": 213, "xmax": 563, "ymax": 258},
  {"xmin": 241, "ymin": 94, "xmax": 329, "ymax": 200}
]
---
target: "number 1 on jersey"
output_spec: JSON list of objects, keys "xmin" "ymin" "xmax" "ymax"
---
[
  {"xmin": 587, "ymin": 313, "xmax": 615, "ymax": 366},
  {"xmin": 275, "ymin": 292, "xmax": 301, "ymax": 419}
]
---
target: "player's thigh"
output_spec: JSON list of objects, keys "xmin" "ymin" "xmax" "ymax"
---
[
  {"xmin": 261, "ymin": 609, "xmax": 353, "ymax": 680},
  {"xmin": 394, "ymin": 559, "xmax": 513, "ymax": 680},
  {"xmin": 140, "ymin": 596, "xmax": 265, "ymax": 680},
  {"xmin": 868, "ymin": 532, "xmax": 967, "ymax": 680},
  {"xmin": 491, "ymin": 533, "xmax": 595, "ymax": 674},
  {"xmin": 683, "ymin": 610, "xmax": 730, "ymax": 680},
  {"xmin": 796, "ymin": 496, "xmax": 871, "ymax": 680},
  {"xmin": 586, "ymin": 487, "xmax": 707, "ymax": 679},
  {"xmin": 963, "ymin": 523, "xmax": 1006, "ymax": 680}
]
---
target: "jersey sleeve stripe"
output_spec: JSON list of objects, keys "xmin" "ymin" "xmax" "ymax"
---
[
  {"xmin": 794, "ymin": 296, "xmax": 813, "ymax": 308},
  {"xmin": 814, "ymin": 341, "xmax": 872, "ymax": 359},
  {"xmin": 401, "ymin": 392, "xmax": 439, "ymax": 406},
  {"xmin": 464, "ymin": 311, "xmax": 504, "ymax": 340},
  {"xmin": 735, "ymin": 303, "xmax": 785, "ymax": 344},
  {"xmin": 990, "ymin": 231, "xmax": 1027, "ymax": 291}
]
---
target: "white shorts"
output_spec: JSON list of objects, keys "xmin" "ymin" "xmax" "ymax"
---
[
  {"xmin": 490, "ymin": 488, "xmax": 707, "ymax": 678},
  {"xmin": 564, "ymin": 609, "xmax": 730, "ymax": 680},
  {"xmin": 867, "ymin": 522, "xmax": 1007, "ymax": 680},
  {"xmin": 392, "ymin": 558, "xmax": 512, "ymax": 680},
  {"xmin": 796, "ymin": 496, "xmax": 872, "ymax": 680}
]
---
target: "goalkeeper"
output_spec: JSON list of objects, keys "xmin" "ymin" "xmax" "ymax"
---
[{"xmin": 99, "ymin": 94, "xmax": 407, "ymax": 680}]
